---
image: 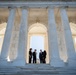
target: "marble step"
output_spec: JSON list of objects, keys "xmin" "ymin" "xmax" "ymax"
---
[
  {"xmin": 0, "ymin": 66, "xmax": 76, "ymax": 75},
  {"xmin": 0, "ymin": 70, "xmax": 76, "ymax": 74}
]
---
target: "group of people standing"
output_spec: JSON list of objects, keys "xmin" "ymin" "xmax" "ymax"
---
[{"xmin": 29, "ymin": 48, "xmax": 47, "ymax": 64}]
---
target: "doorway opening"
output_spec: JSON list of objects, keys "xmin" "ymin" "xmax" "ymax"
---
[
  {"xmin": 26, "ymin": 23, "xmax": 49, "ymax": 64},
  {"xmin": 30, "ymin": 35, "xmax": 44, "ymax": 63}
]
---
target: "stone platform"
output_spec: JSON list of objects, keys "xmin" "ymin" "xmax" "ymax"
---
[{"xmin": 0, "ymin": 64, "xmax": 76, "ymax": 75}]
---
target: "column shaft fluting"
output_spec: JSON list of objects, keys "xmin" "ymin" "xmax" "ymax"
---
[
  {"xmin": 0, "ymin": 8, "xmax": 16, "ymax": 61},
  {"xmin": 48, "ymin": 8, "xmax": 64, "ymax": 67},
  {"xmin": 13, "ymin": 8, "xmax": 28, "ymax": 66},
  {"xmin": 60, "ymin": 8, "xmax": 76, "ymax": 67}
]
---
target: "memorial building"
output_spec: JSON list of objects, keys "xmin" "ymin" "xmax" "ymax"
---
[{"xmin": 0, "ymin": 0, "xmax": 76, "ymax": 67}]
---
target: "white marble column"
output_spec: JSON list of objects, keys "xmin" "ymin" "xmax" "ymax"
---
[
  {"xmin": 13, "ymin": 8, "xmax": 28, "ymax": 66},
  {"xmin": 0, "ymin": 8, "xmax": 16, "ymax": 65},
  {"xmin": 60, "ymin": 8, "xmax": 76, "ymax": 67},
  {"xmin": 27, "ymin": 34, "xmax": 31, "ymax": 63},
  {"xmin": 48, "ymin": 8, "xmax": 64, "ymax": 67}
]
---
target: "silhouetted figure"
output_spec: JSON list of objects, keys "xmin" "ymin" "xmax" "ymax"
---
[
  {"xmin": 43, "ymin": 50, "xmax": 47, "ymax": 63},
  {"xmin": 39, "ymin": 50, "xmax": 43, "ymax": 63},
  {"xmin": 33, "ymin": 49, "xmax": 37, "ymax": 63},
  {"xmin": 29, "ymin": 48, "xmax": 32, "ymax": 63}
]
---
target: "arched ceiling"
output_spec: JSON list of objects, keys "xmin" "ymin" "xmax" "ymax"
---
[
  {"xmin": 0, "ymin": 8, "xmax": 76, "ymax": 25},
  {"xmin": 0, "ymin": 8, "xmax": 76, "ymax": 35},
  {"xmin": 0, "ymin": 22, "xmax": 76, "ymax": 36},
  {"xmin": 29, "ymin": 23, "xmax": 47, "ymax": 34}
]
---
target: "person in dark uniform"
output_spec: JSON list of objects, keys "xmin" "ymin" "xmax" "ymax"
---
[
  {"xmin": 33, "ymin": 49, "xmax": 37, "ymax": 63},
  {"xmin": 39, "ymin": 49, "xmax": 43, "ymax": 63},
  {"xmin": 43, "ymin": 50, "xmax": 47, "ymax": 63},
  {"xmin": 29, "ymin": 48, "xmax": 32, "ymax": 63}
]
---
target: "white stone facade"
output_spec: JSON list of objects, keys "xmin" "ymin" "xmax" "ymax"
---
[{"xmin": 0, "ymin": 1, "xmax": 76, "ymax": 67}]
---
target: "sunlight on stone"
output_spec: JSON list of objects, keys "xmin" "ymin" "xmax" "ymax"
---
[
  {"xmin": 0, "ymin": 22, "xmax": 7, "ymax": 54},
  {"xmin": 70, "ymin": 22, "xmax": 76, "ymax": 34},
  {"xmin": 7, "ymin": 56, "xmax": 10, "ymax": 62},
  {"xmin": 70, "ymin": 22, "xmax": 76, "ymax": 52}
]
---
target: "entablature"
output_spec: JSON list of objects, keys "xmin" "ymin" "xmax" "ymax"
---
[{"xmin": 0, "ymin": 2, "xmax": 76, "ymax": 8}]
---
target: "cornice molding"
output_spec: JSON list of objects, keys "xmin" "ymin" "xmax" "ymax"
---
[{"xmin": 0, "ymin": 2, "xmax": 76, "ymax": 8}]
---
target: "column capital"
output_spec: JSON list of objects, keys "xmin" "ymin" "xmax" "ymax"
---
[
  {"xmin": 8, "ymin": 7, "xmax": 16, "ymax": 10},
  {"xmin": 48, "ymin": 7, "xmax": 54, "ymax": 10},
  {"xmin": 59, "ymin": 6, "xmax": 69, "ymax": 10},
  {"xmin": 21, "ymin": 6, "xmax": 28, "ymax": 10}
]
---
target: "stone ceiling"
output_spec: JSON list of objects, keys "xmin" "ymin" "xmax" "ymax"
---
[
  {"xmin": 0, "ymin": 8, "xmax": 76, "ymax": 24},
  {"xmin": 0, "ymin": 8, "xmax": 76, "ymax": 36}
]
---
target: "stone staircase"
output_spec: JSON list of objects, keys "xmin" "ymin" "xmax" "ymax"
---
[{"xmin": 0, "ymin": 64, "xmax": 76, "ymax": 75}]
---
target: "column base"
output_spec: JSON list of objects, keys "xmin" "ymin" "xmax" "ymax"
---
[
  {"xmin": 68, "ymin": 58, "xmax": 76, "ymax": 67},
  {"xmin": 50, "ymin": 58, "xmax": 64, "ymax": 67},
  {"xmin": 0, "ymin": 58, "xmax": 10, "ymax": 66},
  {"xmin": 12, "ymin": 59, "xmax": 26, "ymax": 66}
]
